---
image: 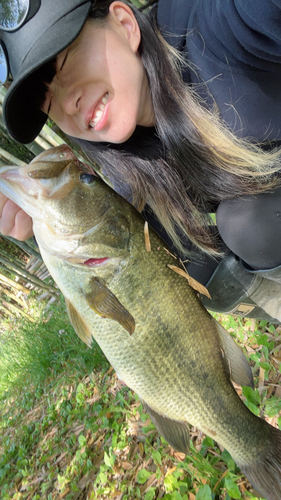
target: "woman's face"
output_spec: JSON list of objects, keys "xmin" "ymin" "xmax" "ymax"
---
[{"xmin": 42, "ymin": 2, "xmax": 154, "ymax": 143}]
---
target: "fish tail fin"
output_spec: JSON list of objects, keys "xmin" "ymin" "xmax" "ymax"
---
[{"xmin": 238, "ymin": 425, "xmax": 281, "ymax": 500}]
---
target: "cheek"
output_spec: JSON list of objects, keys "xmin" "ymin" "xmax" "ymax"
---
[
  {"xmin": 112, "ymin": 57, "xmax": 144, "ymax": 109},
  {"xmin": 54, "ymin": 116, "xmax": 80, "ymax": 137}
]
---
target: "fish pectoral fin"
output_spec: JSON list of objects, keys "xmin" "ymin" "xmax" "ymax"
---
[
  {"xmin": 142, "ymin": 401, "xmax": 190, "ymax": 455},
  {"xmin": 214, "ymin": 319, "xmax": 254, "ymax": 388},
  {"xmin": 84, "ymin": 278, "xmax": 135, "ymax": 335},
  {"xmin": 27, "ymin": 159, "xmax": 71, "ymax": 178},
  {"xmin": 65, "ymin": 297, "xmax": 93, "ymax": 347}
]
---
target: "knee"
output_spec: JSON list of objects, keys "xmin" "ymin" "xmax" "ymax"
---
[
  {"xmin": 217, "ymin": 192, "xmax": 281, "ymax": 269},
  {"xmin": 216, "ymin": 197, "xmax": 255, "ymax": 253}
]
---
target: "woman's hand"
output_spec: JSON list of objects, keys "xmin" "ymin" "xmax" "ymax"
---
[{"xmin": 0, "ymin": 192, "xmax": 34, "ymax": 241}]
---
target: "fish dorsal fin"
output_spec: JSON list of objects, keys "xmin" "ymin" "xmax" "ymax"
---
[
  {"xmin": 84, "ymin": 278, "xmax": 135, "ymax": 335},
  {"xmin": 214, "ymin": 319, "xmax": 254, "ymax": 388},
  {"xmin": 142, "ymin": 400, "xmax": 190, "ymax": 455},
  {"xmin": 65, "ymin": 297, "xmax": 93, "ymax": 347}
]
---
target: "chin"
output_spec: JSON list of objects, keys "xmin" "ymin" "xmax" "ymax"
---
[{"xmin": 103, "ymin": 129, "xmax": 137, "ymax": 144}]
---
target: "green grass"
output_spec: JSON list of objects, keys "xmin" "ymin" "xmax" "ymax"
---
[
  {"xmin": 0, "ymin": 296, "xmax": 281, "ymax": 499},
  {"xmin": 0, "ymin": 296, "xmax": 107, "ymax": 395}
]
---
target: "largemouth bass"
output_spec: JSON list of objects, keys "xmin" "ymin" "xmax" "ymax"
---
[{"xmin": 0, "ymin": 145, "xmax": 281, "ymax": 500}]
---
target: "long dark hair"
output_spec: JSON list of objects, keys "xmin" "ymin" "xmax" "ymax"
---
[{"xmin": 74, "ymin": 1, "xmax": 281, "ymax": 255}]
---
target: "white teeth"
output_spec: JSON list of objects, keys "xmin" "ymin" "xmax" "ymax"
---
[
  {"xmin": 95, "ymin": 110, "xmax": 103, "ymax": 120},
  {"xmin": 89, "ymin": 93, "xmax": 109, "ymax": 128}
]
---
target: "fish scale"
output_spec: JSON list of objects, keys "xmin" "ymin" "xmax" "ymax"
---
[
  {"xmin": 0, "ymin": 144, "xmax": 281, "ymax": 500},
  {"xmin": 40, "ymin": 208, "xmax": 271, "ymax": 461}
]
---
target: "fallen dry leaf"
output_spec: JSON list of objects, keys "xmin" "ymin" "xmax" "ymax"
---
[
  {"xmin": 167, "ymin": 265, "xmax": 211, "ymax": 299},
  {"xmin": 164, "ymin": 247, "xmax": 178, "ymax": 259},
  {"xmin": 144, "ymin": 222, "xmax": 151, "ymax": 252},
  {"xmin": 121, "ymin": 461, "xmax": 133, "ymax": 470},
  {"xmin": 173, "ymin": 452, "xmax": 186, "ymax": 462}
]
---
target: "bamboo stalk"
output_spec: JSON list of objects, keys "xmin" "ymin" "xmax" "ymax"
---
[
  {"xmin": 2, "ymin": 236, "xmax": 42, "ymax": 259},
  {"xmin": 41, "ymin": 126, "xmax": 65, "ymax": 147},
  {"xmin": 37, "ymin": 292, "xmax": 53, "ymax": 301},
  {"xmin": 0, "ymin": 271, "xmax": 30, "ymax": 294},
  {"xmin": 2, "ymin": 299, "xmax": 35, "ymax": 322},
  {"xmin": 0, "ymin": 247, "xmax": 27, "ymax": 267},
  {"xmin": 37, "ymin": 270, "xmax": 50, "ymax": 281},
  {"xmin": 0, "ymin": 259, "xmax": 57, "ymax": 293},
  {"xmin": 24, "ymin": 142, "xmax": 43, "ymax": 157},
  {"xmin": 0, "ymin": 284, "xmax": 27, "ymax": 307},
  {"xmin": 25, "ymin": 255, "xmax": 37, "ymax": 271},
  {"xmin": 36, "ymin": 262, "xmax": 47, "ymax": 274},
  {"xmin": 0, "ymin": 261, "xmax": 34, "ymax": 287},
  {"xmin": 34, "ymin": 135, "xmax": 52, "ymax": 151},
  {"xmin": 28, "ymin": 258, "xmax": 44, "ymax": 274},
  {"xmin": 0, "ymin": 146, "xmax": 27, "ymax": 167},
  {"xmin": 0, "ymin": 303, "xmax": 16, "ymax": 317},
  {"xmin": 0, "ymin": 235, "xmax": 29, "ymax": 258},
  {"xmin": 0, "ymin": 255, "xmax": 44, "ymax": 284}
]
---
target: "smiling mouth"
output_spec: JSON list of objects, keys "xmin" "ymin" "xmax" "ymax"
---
[{"xmin": 89, "ymin": 93, "xmax": 109, "ymax": 129}]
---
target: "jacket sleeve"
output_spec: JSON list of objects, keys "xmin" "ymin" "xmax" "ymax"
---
[
  {"xmin": 157, "ymin": 0, "xmax": 281, "ymax": 71},
  {"xmin": 209, "ymin": 0, "xmax": 281, "ymax": 70}
]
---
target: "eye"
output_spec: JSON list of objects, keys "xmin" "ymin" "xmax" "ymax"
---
[{"xmin": 79, "ymin": 173, "xmax": 96, "ymax": 185}]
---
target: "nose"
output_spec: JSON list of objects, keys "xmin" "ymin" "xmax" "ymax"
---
[{"xmin": 60, "ymin": 87, "xmax": 82, "ymax": 116}]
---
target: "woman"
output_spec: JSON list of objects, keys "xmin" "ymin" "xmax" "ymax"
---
[{"xmin": 1, "ymin": 0, "xmax": 281, "ymax": 320}]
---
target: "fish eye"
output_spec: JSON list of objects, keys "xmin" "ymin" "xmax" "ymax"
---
[{"xmin": 79, "ymin": 173, "xmax": 96, "ymax": 185}]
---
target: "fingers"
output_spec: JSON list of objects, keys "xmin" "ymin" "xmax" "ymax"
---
[
  {"xmin": 13, "ymin": 208, "xmax": 34, "ymax": 241},
  {"xmin": 0, "ymin": 194, "xmax": 34, "ymax": 241}
]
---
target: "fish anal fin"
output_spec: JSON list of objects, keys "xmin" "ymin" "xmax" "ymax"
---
[
  {"xmin": 65, "ymin": 297, "xmax": 93, "ymax": 347},
  {"xmin": 85, "ymin": 278, "xmax": 135, "ymax": 335},
  {"xmin": 142, "ymin": 400, "xmax": 190, "ymax": 455},
  {"xmin": 214, "ymin": 319, "xmax": 254, "ymax": 388}
]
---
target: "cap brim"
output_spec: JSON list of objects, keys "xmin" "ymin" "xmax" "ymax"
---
[{"xmin": 3, "ymin": 2, "xmax": 92, "ymax": 144}]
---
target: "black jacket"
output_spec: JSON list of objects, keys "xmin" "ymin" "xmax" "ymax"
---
[{"xmin": 157, "ymin": 0, "xmax": 281, "ymax": 144}]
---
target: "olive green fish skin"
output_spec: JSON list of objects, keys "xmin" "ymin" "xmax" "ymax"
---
[
  {"xmin": 0, "ymin": 145, "xmax": 280, "ymax": 500},
  {"xmin": 41, "ymin": 216, "xmax": 269, "ymax": 467}
]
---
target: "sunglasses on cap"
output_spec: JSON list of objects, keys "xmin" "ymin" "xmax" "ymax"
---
[{"xmin": 0, "ymin": 0, "xmax": 41, "ymax": 84}]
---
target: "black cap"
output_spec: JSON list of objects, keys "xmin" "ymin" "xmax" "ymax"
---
[{"xmin": 2, "ymin": 0, "xmax": 93, "ymax": 144}]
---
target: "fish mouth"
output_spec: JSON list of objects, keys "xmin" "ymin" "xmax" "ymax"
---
[
  {"xmin": 0, "ymin": 146, "xmax": 75, "ymax": 211},
  {"xmin": 65, "ymin": 256, "xmax": 111, "ymax": 268},
  {"xmin": 0, "ymin": 166, "xmax": 44, "ymax": 219},
  {"xmin": 0, "ymin": 146, "xmax": 80, "ymax": 222},
  {"xmin": 83, "ymin": 257, "xmax": 110, "ymax": 267}
]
